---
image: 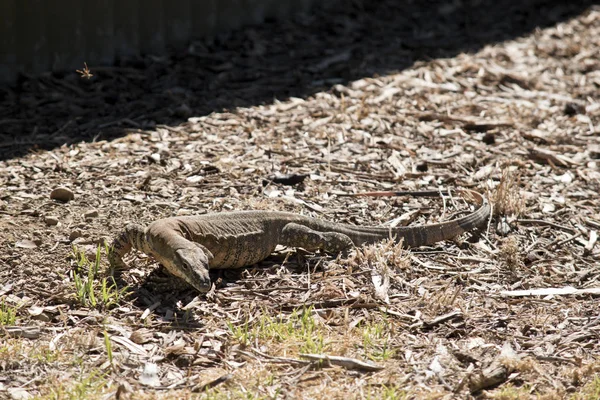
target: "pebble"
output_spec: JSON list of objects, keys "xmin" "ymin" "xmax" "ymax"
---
[
  {"xmin": 15, "ymin": 240, "xmax": 38, "ymax": 249},
  {"xmin": 148, "ymin": 153, "xmax": 161, "ymax": 164},
  {"xmin": 69, "ymin": 230, "xmax": 83, "ymax": 242},
  {"xmin": 496, "ymin": 219, "xmax": 512, "ymax": 236},
  {"xmin": 28, "ymin": 306, "xmax": 50, "ymax": 322},
  {"xmin": 84, "ymin": 209, "xmax": 99, "ymax": 219},
  {"xmin": 44, "ymin": 216, "xmax": 59, "ymax": 226},
  {"xmin": 50, "ymin": 187, "xmax": 74, "ymax": 202},
  {"xmin": 84, "ymin": 245, "xmax": 99, "ymax": 261},
  {"xmin": 542, "ymin": 203, "xmax": 556, "ymax": 213},
  {"xmin": 8, "ymin": 387, "xmax": 32, "ymax": 400}
]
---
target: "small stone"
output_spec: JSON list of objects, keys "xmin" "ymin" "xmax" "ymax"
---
[
  {"xmin": 69, "ymin": 230, "xmax": 83, "ymax": 242},
  {"xmin": 29, "ymin": 311, "xmax": 50, "ymax": 322},
  {"xmin": 554, "ymin": 172, "xmax": 573, "ymax": 184},
  {"xmin": 84, "ymin": 245, "xmax": 99, "ymax": 261},
  {"xmin": 44, "ymin": 216, "xmax": 59, "ymax": 226},
  {"xmin": 542, "ymin": 203, "xmax": 555, "ymax": 213},
  {"xmin": 185, "ymin": 175, "xmax": 203, "ymax": 184},
  {"xmin": 15, "ymin": 240, "xmax": 38, "ymax": 249},
  {"xmin": 8, "ymin": 387, "xmax": 32, "ymax": 400},
  {"xmin": 148, "ymin": 153, "xmax": 161, "ymax": 164},
  {"xmin": 139, "ymin": 363, "xmax": 161, "ymax": 387},
  {"xmin": 496, "ymin": 219, "xmax": 512, "ymax": 236},
  {"xmin": 84, "ymin": 209, "xmax": 99, "ymax": 219},
  {"xmin": 50, "ymin": 187, "xmax": 74, "ymax": 202}
]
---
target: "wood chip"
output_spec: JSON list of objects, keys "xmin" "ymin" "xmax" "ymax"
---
[{"xmin": 501, "ymin": 286, "xmax": 600, "ymax": 297}]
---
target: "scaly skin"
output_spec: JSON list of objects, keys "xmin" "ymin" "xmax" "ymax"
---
[{"xmin": 109, "ymin": 189, "xmax": 490, "ymax": 293}]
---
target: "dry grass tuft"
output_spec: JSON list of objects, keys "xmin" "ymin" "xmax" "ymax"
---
[
  {"xmin": 492, "ymin": 168, "xmax": 526, "ymax": 218},
  {"xmin": 346, "ymin": 239, "xmax": 411, "ymax": 273},
  {"xmin": 497, "ymin": 236, "xmax": 524, "ymax": 273}
]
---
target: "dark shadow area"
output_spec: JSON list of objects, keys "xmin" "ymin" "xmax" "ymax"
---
[
  {"xmin": 126, "ymin": 254, "xmax": 305, "ymax": 323},
  {"xmin": 0, "ymin": 0, "xmax": 595, "ymax": 161}
]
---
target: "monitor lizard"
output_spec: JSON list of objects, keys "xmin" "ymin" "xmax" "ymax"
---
[{"xmin": 108, "ymin": 189, "xmax": 490, "ymax": 293}]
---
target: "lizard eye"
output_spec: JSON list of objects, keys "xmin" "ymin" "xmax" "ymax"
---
[
  {"xmin": 174, "ymin": 251, "xmax": 188, "ymax": 270},
  {"xmin": 179, "ymin": 260, "xmax": 190, "ymax": 271}
]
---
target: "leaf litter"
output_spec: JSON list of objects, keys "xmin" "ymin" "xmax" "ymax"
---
[{"xmin": 1, "ymin": 1, "xmax": 600, "ymax": 399}]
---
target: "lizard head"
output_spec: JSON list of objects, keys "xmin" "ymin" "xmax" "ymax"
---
[{"xmin": 171, "ymin": 248, "xmax": 212, "ymax": 293}]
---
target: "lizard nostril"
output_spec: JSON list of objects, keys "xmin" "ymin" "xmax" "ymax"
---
[{"xmin": 197, "ymin": 282, "xmax": 211, "ymax": 292}]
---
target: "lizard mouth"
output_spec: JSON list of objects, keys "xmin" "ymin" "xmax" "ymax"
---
[
  {"xmin": 190, "ymin": 278, "xmax": 212, "ymax": 293},
  {"xmin": 194, "ymin": 282, "xmax": 212, "ymax": 293}
]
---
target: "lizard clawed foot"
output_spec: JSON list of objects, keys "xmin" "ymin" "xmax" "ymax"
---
[
  {"xmin": 319, "ymin": 232, "xmax": 355, "ymax": 254},
  {"xmin": 281, "ymin": 223, "xmax": 355, "ymax": 254},
  {"xmin": 106, "ymin": 261, "xmax": 130, "ymax": 291}
]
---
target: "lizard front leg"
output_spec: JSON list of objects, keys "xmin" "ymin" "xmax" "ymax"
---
[
  {"xmin": 280, "ymin": 223, "xmax": 355, "ymax": 253},
  {"xmin": 108, "ymin": 223, "xmax": 148, "ymax": 272}
]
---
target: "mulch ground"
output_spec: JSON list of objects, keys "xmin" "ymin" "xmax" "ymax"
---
[{"xmin": 1, "ymin": 1, "xmax": 600, "ymax": 399}]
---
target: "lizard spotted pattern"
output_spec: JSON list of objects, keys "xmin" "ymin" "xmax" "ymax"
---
[{"xmin": 109, "ymin": 189, "xmax": 490, "ymax": 292}]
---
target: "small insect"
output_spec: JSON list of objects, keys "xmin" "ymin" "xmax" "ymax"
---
[{"xmin": 76, "ymin": 62, "xmax": 93, "ymax": 79}]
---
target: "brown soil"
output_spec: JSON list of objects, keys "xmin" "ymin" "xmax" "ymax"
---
[{"xmin": 1, "ymin": 1, "xmax": 599, "ymax": 399}]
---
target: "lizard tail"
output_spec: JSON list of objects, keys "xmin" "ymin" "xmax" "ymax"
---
[
  {"xmin": 330, "ymin": 188, "xmax": 490, "ymax": 247},
  {"xmin": 108, "ymin": 224, "xmax": 148, "ymax": 270},
  {"xmin": 392, "ymin": 189, "xmax": 490, "ymax": 246}
]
